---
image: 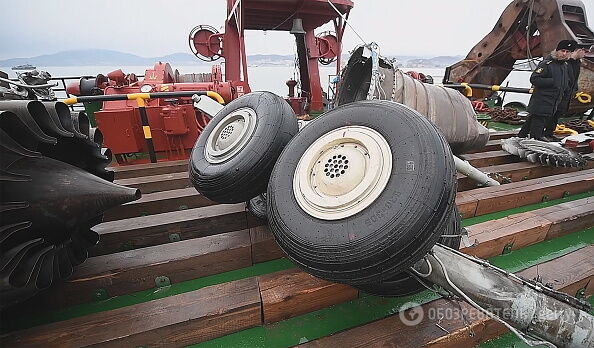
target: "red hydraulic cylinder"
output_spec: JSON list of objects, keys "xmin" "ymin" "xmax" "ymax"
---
[{"xmin": 304, "ymin": 30, "xmax": 323, "ymax": 112}]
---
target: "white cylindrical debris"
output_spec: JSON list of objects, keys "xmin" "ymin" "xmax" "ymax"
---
[{"xmin": 454, "ymin": 155, "xmax": 500, "ymax": 187}]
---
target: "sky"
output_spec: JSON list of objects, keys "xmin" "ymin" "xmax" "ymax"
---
[{"xmin": 1, "ymin": 0, "xmax": 593, "ymax": 60}]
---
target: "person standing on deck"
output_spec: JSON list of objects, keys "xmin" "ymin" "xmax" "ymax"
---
[
  {"xmin": 544, "ymin": 41, "xmax": 587, "ymax": 139},
  {"xmin": 518, "ymin": 40, "xmax": 574, "ymax": 141}
]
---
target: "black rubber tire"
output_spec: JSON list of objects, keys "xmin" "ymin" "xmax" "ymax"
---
[
  {"xmin": 355, "ymin": 207, "xmax": 462, "ymax": 297},
  {"xmin": 268, "ymin": 100, "xmax": 457, "ymax": 285},
  {"xmin": 189, "ymin": 92, "xmax": 298, "ymax": 203},
  {"xmin": 247, "ymin": 193, "xmax": 267, "ymax": 220}
]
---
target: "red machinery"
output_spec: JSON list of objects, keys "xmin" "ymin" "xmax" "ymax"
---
[
  {"xmin": 68, "ymin": 0, "xmax": 353, "ymax": 164},
  {"xmin": 190, "ymin": 0, "xmax": 353, "ymax": 115},
  {"xmin": 68, "ymin": 62, "xmax": 247, "ymax": 164}
]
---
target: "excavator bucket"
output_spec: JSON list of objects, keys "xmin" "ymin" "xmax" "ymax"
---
[{"xmin": 445, "ymin": 0, "xmax": 594, "ymax": 114}]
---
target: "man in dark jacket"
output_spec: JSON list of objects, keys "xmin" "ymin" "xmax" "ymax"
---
[
  {"xmin": 544, "ymin": 42, "xmax": 587, "ymax": 138},
  {"xmin": 518, "ymin": 40, "xmax": 574, "ymax": 140}
]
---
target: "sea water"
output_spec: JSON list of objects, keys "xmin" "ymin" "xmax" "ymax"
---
[{"xmin": 0, "ymin": 65, "xmax": 532, "ymax": 106}]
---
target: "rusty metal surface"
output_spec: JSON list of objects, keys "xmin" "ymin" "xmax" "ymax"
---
[{"xmin": 446, "ymin": 0, "xmax": 594, "ymax": 113}]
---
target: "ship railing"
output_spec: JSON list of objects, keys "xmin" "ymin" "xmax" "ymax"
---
[{"xmin": 7, "ymin": 74, "xmax": 144, "ymax": 111}]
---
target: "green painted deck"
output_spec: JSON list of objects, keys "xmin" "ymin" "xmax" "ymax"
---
[
  {"xmin": 3, "ymin": 190, "xmax": 593, "ymax": 347},
  {"xmin": 2, "ymin": 125, "xmax": 592, "ymax": 347}
]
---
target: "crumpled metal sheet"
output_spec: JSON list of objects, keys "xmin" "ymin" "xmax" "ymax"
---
[
  {"xmin": 336, "ymin": 45, "xmax": 490, "ymax": 154},
  {"xmin": 502, "ymin": 137, "xmax": 586, "ymax": 167}
]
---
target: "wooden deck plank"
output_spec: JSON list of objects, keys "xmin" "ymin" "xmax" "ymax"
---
[
  {"xmin": 249, "ymin": 196, "xmax": 594, "ymax": 265},
  {"xmin": 48, "ymin": 196, "xmax": 589, "ymax": 311},
  {"xmin": 457, "ymin": 161, "xmax": 577, "ymax": 192},
  {"xmin": 91, "ymin": 203, "xmax": 253, "ymax": 256},
  {"xmin": 488, "ymin": 130, "xmax": 518, "ymax": 140},
  {"xmin": 114, "ymin": 172, "xmax": 190, "ymax": 194},
  {"xmin": 103, "ymin": 187, "xmax": 214, "ymax": 221},
  {"xmin": 533, "ymin": 196, "xmax": 594, "ymax": 240},
  {"xmin": 462, "ymin": 212, "xmax": 552, "ymax": 258},
  {"xmin": 461, "ymin": 150, "xmax": 521, "ymax": 168},
  {"xmin": 0, "ymin": 278, "xmax": 261, "ymax": 348},
  {"xmin": 299, "ymin": 246, "xmax": 594, "ymax": 348},
  {"xmin": 250, "ymin": 225, "xmax": 285, "ymax": 263},
  {"xmin": 471, "ymin": 169, "xmax": 594, "ymax": 216},
  {"xmin": 31, "ymin": 230, "xmax": 252, "ymax": 309},
  {"xmin": 110, "ymin": 159, "xmax": 189, "ymax": 180},
  {"xmin": 454, "ymin": 191, "xmax": 479, "ymax": 219},
  {"xmin": 106, "ymin": 161, "xmax": 585, "ymax": 221},
  {"xmin": 259, "ymin": 269, "xmax": 358, "ymax": 324},
  {"xmin": 465, "ymin": 139, "xmax": 502, "ymax": 154},
  {"xmin": 518, "ymin": 245, "xmax": 594, "ymax": 297}
]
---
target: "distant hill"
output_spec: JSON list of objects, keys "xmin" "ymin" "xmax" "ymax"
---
[
  {"xmin": 396, "ymin": 55, "xmax": 464, "ymax": 68},
  {"xmin": 0, "ymin": 49, "xmax": 199, "ymax": 67},
  {"xmin": 0, "ymin": 49, "xmax": 464, "ymax": 68}
]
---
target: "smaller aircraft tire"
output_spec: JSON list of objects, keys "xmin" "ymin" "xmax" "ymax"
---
[{"xmin": 190, "ymin": 91, "xmax": 298, "ymax": 203}]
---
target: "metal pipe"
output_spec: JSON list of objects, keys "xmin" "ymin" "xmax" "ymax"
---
[
  {"xmin": 454, "ymin": 155, "xmax": 500, "ymax": 187},
  {"xmin": 412, "ymin": 245, "xmax": 594, "ymax": 348},
  {"xmin": 62, "ymin": 90, "xmax": 225, "ymax": 105},
  {"xmin": 443, "ymin": 82, "xmax": 533, "ymax": 95}
]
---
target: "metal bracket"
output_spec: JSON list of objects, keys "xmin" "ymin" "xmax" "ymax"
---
[
  {"xmin": 169, "ymin": 233, "xmax": 181, "ymax": 242},
  {"xmin": 576, "ymin": 288, "xmax": 586, "ymax": 300},
  {"xmin": 155, "ymin": 276, "xmax": 171, "ymax": 287},
  {"xmin": 365, "ymin": 42, "xmax": 380, "ymax": 101},
  {"xmin": 93, "ymin": 288, "xmax": 109, "ymax": 301},
  {"xmin": 459, "ymin": 227, "xmax": 475, "ymax": 248},
  {"xmin": 502, "ymin": 242, "xmax": 514, "ymax": 254},
  {"xmin": 193, "ymin": 94, "xmax": 223, "ymax": 119}
]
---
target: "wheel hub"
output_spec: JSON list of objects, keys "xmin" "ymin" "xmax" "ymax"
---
[
  {"xmin": 293, "ymin": 126, "xmax": 392, "ymax": 220},
  {"xmin": 313, "ymin": 145, "xmax": 366, "ymax": 196},
  {"xmin": 204, "ymin": 107, "xmax": 257, "ymax": 163}
]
